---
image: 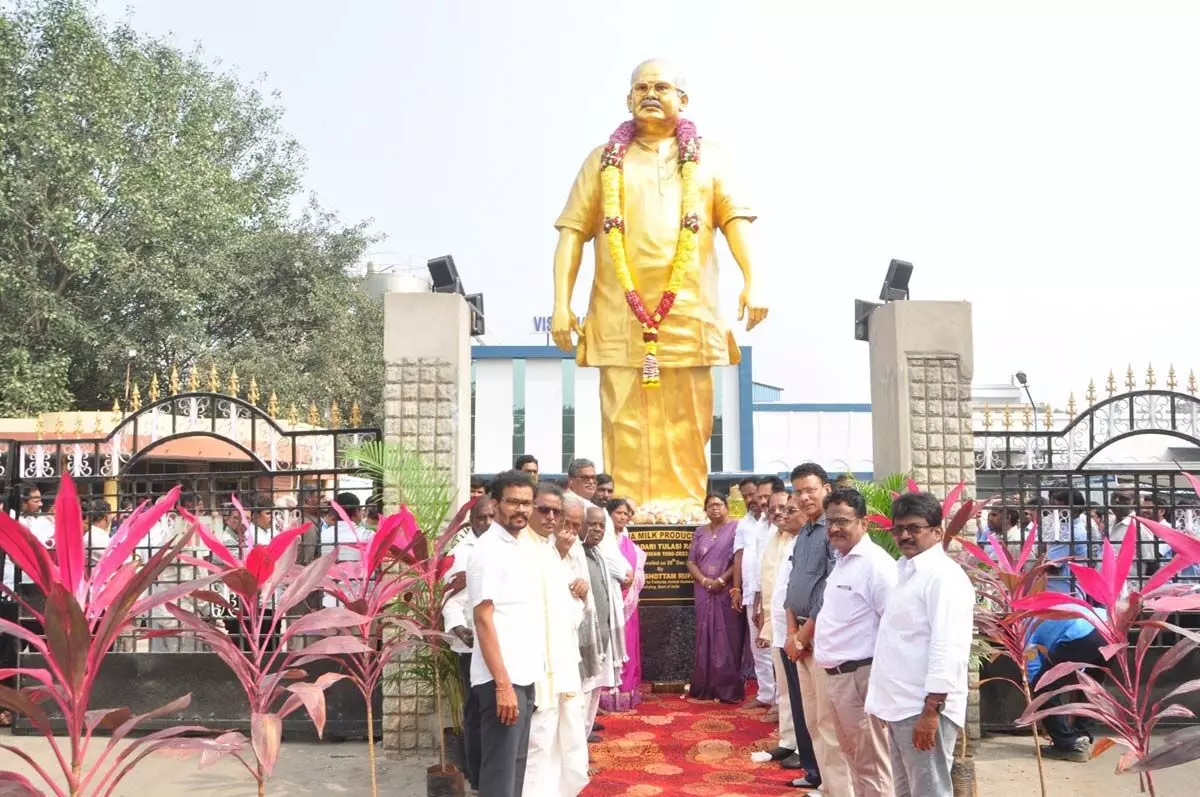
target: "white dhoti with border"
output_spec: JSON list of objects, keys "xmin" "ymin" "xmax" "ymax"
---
[{"xmin": 524, "ymin": 691, "xmax": 589, "ymax": 797}]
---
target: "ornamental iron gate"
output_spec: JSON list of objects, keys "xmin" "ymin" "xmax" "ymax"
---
[
  {"xmin": 973, "ymin": 382, "xmax": 1200, "ymax": 729},
  {"xmin": 0, "ymin": 387, "xmax": 382, "ymax": 738}
]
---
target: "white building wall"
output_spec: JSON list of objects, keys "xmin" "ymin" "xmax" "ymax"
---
[
  {"xmin": 469, "ymin": 348, "xmax": 875, "ymax": 478},
  {"xmin": 752, "ymin": 410, "xmax": 875, "ymax": 476},
  {"xmin": 574, "ymin": 367, "xmax": 604, "ymax": 470},
  {"xmin": 473, "ymin": 360, "xmax": 514, "ymax": 473},
  {"xmin": 523, "ymin": 360, "xmax": 563, "ymax": 471},
  {"xmin": 719, "ymin": 365, "xmax": 741, "ymax": 471}
]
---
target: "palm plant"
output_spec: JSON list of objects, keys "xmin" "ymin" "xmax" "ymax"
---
[
  {"xmin": 344, "ymin": 440, "xmax": 471, "ymax": 792},
  {"xmin": 850, "ymin": 471, "xmax": 906, "ymax": 557}
]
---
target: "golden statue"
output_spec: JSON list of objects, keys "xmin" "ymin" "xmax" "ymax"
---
[{"xmin": 551, "ymin": 59, "xmax": 767, "ymax": 508}]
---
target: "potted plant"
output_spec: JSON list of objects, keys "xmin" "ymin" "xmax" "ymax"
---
[{"xmin": 347, "ymin": 440, "xmax": 471, "ymax": 797}]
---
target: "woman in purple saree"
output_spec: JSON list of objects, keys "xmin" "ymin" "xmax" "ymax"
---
[
  {"xmin": 687, "ymin": 494, "xmax": 745, "ymax": 703},
  {"xmin": 600, "ymin": 497, "xmax": 646, "ymax": 712}
]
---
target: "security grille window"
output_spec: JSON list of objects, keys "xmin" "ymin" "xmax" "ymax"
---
[
  {"xmin": 512, "ymin": 359, "xmax": 526, "ymax": 462},
  {"xmin": 562, "ymin": 360, "xmax": 576, "ymax": 473}
]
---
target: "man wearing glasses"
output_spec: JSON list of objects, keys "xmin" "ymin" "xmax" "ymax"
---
[
  {"xmin": 751, "ymin": 488, "xmax": 820, "ymax": 785},
  {"xmin": 865, "ymin": 492, "xmax": 975, "ymax": 797},
  {"xmin": 566, "ymin": 458, "xmax": 632, "ymax": 589},
  {"xmin": 784, "ymin": 463, "xmax": 848, "ymax": 794},
  {"xmin": 813, "ymin": 488, "xmax": 897, "ymax": 797},
  {"xmin": 469, "ymin": 469, "xmax": 543, "ymax": 797},
  {"xmin": 522, "ymin": 483, "xmax": 590, "ymax": 797}
]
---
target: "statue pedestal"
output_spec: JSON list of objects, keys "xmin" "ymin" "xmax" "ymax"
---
[
  {"xmin": 629, "ymin": 525, "xmax": 696, "ymax": 683},
  {"xmin": 638, "ymin": 603, "xmax": 695, "ymax": 683}
]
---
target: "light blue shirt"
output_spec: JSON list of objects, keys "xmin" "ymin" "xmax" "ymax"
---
[{"xmin": 1026, "ymin": 609, "xmax": 1107, "ymax": 683}]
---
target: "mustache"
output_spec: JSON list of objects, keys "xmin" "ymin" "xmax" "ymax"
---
[{"xmin": 640, "ymin": 98, "xmax": 662, "ymax": 108}]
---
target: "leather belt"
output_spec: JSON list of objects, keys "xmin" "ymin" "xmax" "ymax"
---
[{"xmin": 824, "ymin": 657, "xmax": 873, "ymax": 676}]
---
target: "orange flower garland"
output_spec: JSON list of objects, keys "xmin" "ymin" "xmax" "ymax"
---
[{"xmin": 600, "ymin": 119, "xmax": 701, "ymax": 388}]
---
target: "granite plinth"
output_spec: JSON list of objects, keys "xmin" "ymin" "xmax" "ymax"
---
[{"xmin": 638, "ymin": 603, "xmax": 695, "ymax": 683}]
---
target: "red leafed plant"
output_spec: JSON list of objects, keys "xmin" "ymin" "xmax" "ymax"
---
[
  {"xmin": 319, "ymin": 500, "xmax": 456, "ymax": 797},
  {"xmin": 958, "ymin": 519, "xmax": 1057, "ymax": 796},
  {"xmin": 364, "ymin": 499, "xmax": 468, "ymax": 782},
  {"xmin": 864, "ymin": 478, "xmax": 992, "ymax": 555},
  {"xmin": 1011, "ymin": 473, "xmax": 1200, "ymax": 796},
  {"xmin": 0, "ymin": 474, "xmax": 236, "ymax": 797},
  {"xmin": 166, "ymin": 498, "xmax": 376, "ymax": 797}
]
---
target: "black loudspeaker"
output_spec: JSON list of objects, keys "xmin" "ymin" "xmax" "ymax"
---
[
  {"xmin": 427, "ymin": 255, "xmax": 463, "ymax": 294},
  {"xmin": 854, "ymin": 299, "xmax": 880, "ymax": 342},
  {"xmin": 466, "ymin": 293, "xmax": 485, "ymax": 337}
]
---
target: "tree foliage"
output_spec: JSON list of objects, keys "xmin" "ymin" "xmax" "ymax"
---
[{"xmin": 0, "ymin": 0, "xmax": 384, "ymax": 421}]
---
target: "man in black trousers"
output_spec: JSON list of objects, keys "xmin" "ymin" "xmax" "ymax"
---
[
  {"xmin": 468, "ymin": 470, "xmax": 542, "ymax": 797},
  {"xmin": 443, "ymin": 496, "xmax": 495, "ymax": 790}
]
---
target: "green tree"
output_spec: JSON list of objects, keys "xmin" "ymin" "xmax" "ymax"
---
[{"xmin": 0, "ymin": 0, "xmax": 384, "ymax": 422}]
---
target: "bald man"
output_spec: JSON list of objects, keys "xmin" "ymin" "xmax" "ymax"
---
[{"xmin": 550, "ymin": 59, "xmax": 766, "ymax": 507}]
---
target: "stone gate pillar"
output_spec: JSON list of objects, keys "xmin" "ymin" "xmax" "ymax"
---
[
  {"xmin": 867, "ymin": 300, "xmax": 975, "ymax": 504},
  {"xmin": 381, "ymin": 291, "xmax": 473, "ymax": 755},
  {"xmin": 866, "ymin": 299, "xmax": 981, "ymax": 760}
]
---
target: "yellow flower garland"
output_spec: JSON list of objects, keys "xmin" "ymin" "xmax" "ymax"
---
[{"xmin": 600, "ymin": 121, "xmax": 702, "ymax": 388}]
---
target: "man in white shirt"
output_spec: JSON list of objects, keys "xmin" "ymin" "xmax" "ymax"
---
[
  {"xmin": 731, "ymin": 476, "xmax": 775, "ymax": 711},
  {"xmin": 753, "ymin": 490, "xmax": 820, "ymax": 785},
  {"xmin": 469, "ymin": 470, "xmax": 544, "ymax": 797},
  {"xmin": 866, "ymin": 492, "xmax": 975, "ymax": 797},
  {"xmin": 443, "ymin": 496, "xmax": 495, "ymax": 792},
  {"xmin": 814, "ymin": 489, "xmax": 897, "ymax": 797},
  {"xmin": 522, "ymin": 484, "xmax": 588, "ymax": 797}
]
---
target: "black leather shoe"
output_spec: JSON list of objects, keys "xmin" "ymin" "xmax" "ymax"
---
[
  {"xmin": 592, "ymin": 721, "xmax": 606, "ymax": 732},
  {"xmin": 766, "ymin": 746, "xmax": 794, "ymax": 761},
  {"xmin": 780, "ymin": 753, "xmax": 802, "ymax": 769},
  {"xmin": 587, "ymin": 733, "xmax": 602, "ymax": 744}
]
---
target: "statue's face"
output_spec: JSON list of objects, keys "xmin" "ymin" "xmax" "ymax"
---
[{"xmin": 627, "ymin": 62, "xmax": 687, "ymax": 125}]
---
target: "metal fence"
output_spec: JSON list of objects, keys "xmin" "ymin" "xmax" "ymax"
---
[
  {"xmin": 1, "ymin": 390, "xmax": 381, "ymax": 653},
  {"xmin": 975, "ymin": 385, "xmax": 1200, "ymax": 648}
]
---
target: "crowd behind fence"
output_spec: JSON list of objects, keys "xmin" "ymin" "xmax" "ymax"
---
[{"xmin": 2, "ymin": 473, "xmax": 382, "ymax": 653}]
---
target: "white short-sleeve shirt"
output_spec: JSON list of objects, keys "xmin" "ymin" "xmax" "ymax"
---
[
  {"xmin": 814, "ymin": 535, "xmax": 898, "ymax": 669},
  {"xmin": 467, "ymin": 523, "xmax": 545, "ymax": 688}
]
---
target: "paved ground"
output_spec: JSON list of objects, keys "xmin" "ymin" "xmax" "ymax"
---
[
  {"xmin": 3, "ymin": 730, "xmax": 1200, "ymax": 795},
  {"xmin": 976, "ymin": 732, "xmax": 1197, "ymax": 797},
  {"xmin": 0, "ymin": 732, "xmax": 426, "ymax": 795}
]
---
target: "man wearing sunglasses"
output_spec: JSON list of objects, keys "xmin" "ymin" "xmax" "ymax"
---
[
  {"xmin": 566, "ymin": 458, "xmax": 633, "ymax": 591},
  {"xmin": 865, "ymin": 492, "xmax": 975, "ymax": 797},
  {"xmin": 522, "ymin": 483, "xmax": 590, "ymax": 797}
]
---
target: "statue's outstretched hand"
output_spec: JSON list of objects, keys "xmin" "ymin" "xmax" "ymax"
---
[
  {"xmin": 551, "ymin": 306, "xmax": 580, "ymax": 352},
  {"xmin": 738, "ymin": 288, "xmax": 768, "ymax": 331}
]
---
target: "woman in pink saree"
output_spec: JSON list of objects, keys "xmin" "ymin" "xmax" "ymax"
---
[{"xmin": 600, "ymin": 497, "xmax": 646, "ymax": 712}]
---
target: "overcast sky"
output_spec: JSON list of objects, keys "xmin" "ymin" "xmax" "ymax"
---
[{"xmin": 96, "ymin": 0, "xmax": 1200, "ymax": 410}]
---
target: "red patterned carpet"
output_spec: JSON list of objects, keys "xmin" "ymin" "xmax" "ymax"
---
[{"xmin": 584, "ymin": 685, "xmax": 816, "ymax": 796}]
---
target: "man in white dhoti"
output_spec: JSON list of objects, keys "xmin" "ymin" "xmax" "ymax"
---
[{"xmin": 521, "ymin": 483, "xmax": 589, "ymax": 797}]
